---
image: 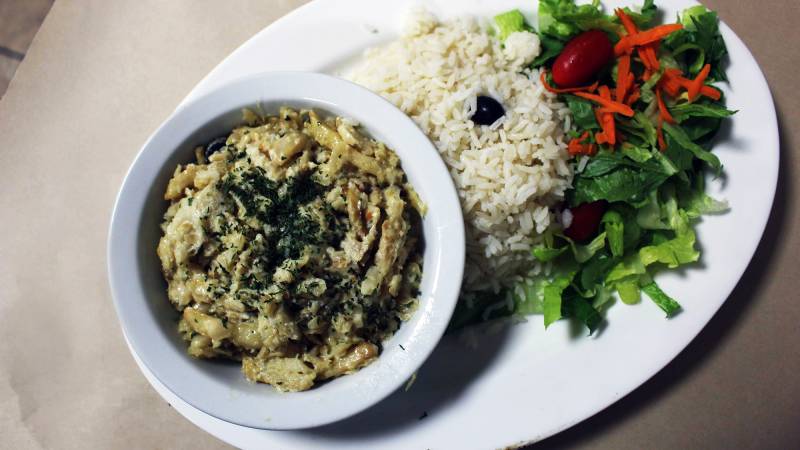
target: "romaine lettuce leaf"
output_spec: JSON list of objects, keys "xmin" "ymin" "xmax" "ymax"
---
[
  {"xmin": 615, "ymin": 277, "xmax": 641, "ymax": 304},
  {"xmin": 565, "ymin": 95, "xmax": 600, "ymax": 130},
  {"xmin": 636, "ymin": 190, "xmax": 670, "ymax": 230},
  {"xmin": 618, "ymin": 112, "xmax": 658, "ymax": 150},
  {"xmin": 671, "ymin": 102, "xmax": 737, "ymax": 123},
  {"xmin": 562, "ymin": 294, "xmax": 603, "ymax": 334},
  {"xmin": 579, "ymin": 251, "xmax": 618, "ymax": 292},
  {"xmin": 568, "ymin": 232, "xmax": 608, "ymax": 263},
  {"xmin": 641, "ymin": 280, "xmax": 682, "ymax": 316},
  {"xmin": 639, "ymin": 226, "xmax": 699, "ymax": 268},
  {"xmin": 639, "ymin": 70, "xmax": 663, "ymax": 104},
  {"xmin": 532, "ymin": 245, "xmax": 568, "ymax": 262},
  {"xmin": 543, "ymin": 275, "xmax": 572, "ymax": 327},
  {"xmin": 652, "ymin": 149, "xmax": 680, "ymax": 178},
  {"xmin": 670, "ymin": 43, "xmax": 706, "ymax": 75},
  {"xmin": 533, "ymin": 236, "xmax": 606, "ymax": 264},
  {"xmin": 494, "ymin": 9, "xmax": 533, "ymax": 41},
  {"xmin": 531, "ymin": 35, "xmax": 565, "ymax": 67},
  {"xmin": 592, "ymin": 285, "xmax": 615, "ymax": 309},
  {"xmin": 662, "ymin": 134, "xmax": 695, "ymax": 173},
  {"xmin": 607, "ymin": 215, "xmax": 698, "ymax": 283},
  {"xmin": 602, "ymin": 211, "xmax": 624, "ymax": 257},
  {"xmin": 539, "ymin": 0, "xmax": 616, "ymax": 40},
  {"xmin": 619, "ymin": 0, "xmax": 657, "ymax": 28},
  {"xmin": 620, "ymin": 143, "xmax": 653, "ymax": 163},
  {"xmin": 570, "ymin": 152, "xmax": 671, "ymax": 205},
  {"xmin": 685, "ymin": 192, "xmax": 729, "ymax": 218},
  {"xmin": 664, "ymin": 5, "xmax": 728, "ymax": 81},
  {"xmin": 662, "ymin": 122, "xmax": 722, "ymax": 173},
  {"xmin": 606, "ymin": 253, "xmax": 647, "ymax": 283},
  {"xmin": 514, "ymin": 278, "xmax": 548, "ymax": 315}
]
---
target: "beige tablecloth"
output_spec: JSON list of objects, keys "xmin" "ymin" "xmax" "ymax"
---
[{"xmin": 1, "ymin": 1, "xmax": 798, "ymax": 449}]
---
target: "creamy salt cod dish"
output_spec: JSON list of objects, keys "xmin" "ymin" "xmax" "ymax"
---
[
  {"xmin": 157, "ymin": 0, "xmax": 735, "ymax": 391},
  {"xmin": 158, "ymin": 107, "xmax": 425, "ymax": 392}
]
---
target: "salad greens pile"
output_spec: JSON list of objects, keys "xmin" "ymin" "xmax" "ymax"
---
[{"xmin": 450, "ymin": 0, "xmax": 734, "ymax": 334}]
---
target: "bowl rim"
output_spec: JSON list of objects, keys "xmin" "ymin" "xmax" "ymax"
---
[{"xmin": 107, "ymin": 71, "xmax": 465, "ymax": 430}]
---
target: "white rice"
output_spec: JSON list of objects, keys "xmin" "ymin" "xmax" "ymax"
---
[{"xmin": 348, "ymin": 10, "xmax": 573, "ymax": 293}]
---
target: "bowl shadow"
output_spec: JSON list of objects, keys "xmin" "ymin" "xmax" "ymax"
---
[{"xmin": 297, "ymin": 322, "xmax": 513, "ymax": 439}]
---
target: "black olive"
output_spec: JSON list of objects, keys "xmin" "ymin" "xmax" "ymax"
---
[
  {"xmin": 204, "ymin": 136, "xmax": 228, "ymax": 159},
  {"xmin": 471, "ymin": 95, "xmax": 505, "ymax": 126}
]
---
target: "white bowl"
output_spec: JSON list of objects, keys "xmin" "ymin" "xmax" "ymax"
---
[{"xmin": 107, "ymin": 72, "xmax": 465, "ymax": 430}]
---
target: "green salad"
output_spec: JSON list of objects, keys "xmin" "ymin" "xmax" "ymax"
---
[{"xmin": 451, "ymin": 0, "xmax": 734, "ymax": 333}]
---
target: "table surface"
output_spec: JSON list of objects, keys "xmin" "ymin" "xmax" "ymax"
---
[{"xmin": 1, "ymin": 1, "xmax": 798, "ymax": 449}]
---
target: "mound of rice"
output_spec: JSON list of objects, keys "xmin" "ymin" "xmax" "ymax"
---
[{"xmin": 349, "ymin": 10, "xmax": 573, "ymax": 293}]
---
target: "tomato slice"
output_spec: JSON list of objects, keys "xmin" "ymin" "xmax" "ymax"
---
[{"xmin": 564, "ymin": 201, "xmax": 608, "ymax": 242}]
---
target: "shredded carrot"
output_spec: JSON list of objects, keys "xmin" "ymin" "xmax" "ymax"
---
[
  {"xmin": 586, "ymin": 87, "xmax": 621, "ymax": 146},
  {"xmin": 594, "ymin": 108, "xmax": 608, "ymax": 145},
  {"xmin": 615, "ymin": 9, "xmax": 638, "ymax": 35},
  {"xmin": 657, "ymin": 118, "xmax": 666, "ymax": 151},
  {"xmin": 615, "ymin": 9, "xmax": 661, "ymax": 72},
  {"xmin": 597, "ymin": 86, "xmax": 617, "ymax": 145},
  {"xmin": 567, "ymin": 141, "xmax": 583, "ymax": 156},
  {"xmin": 574, "ymin": 91, "xmax": 635, "ymax": 117},
  {"xmin": 672, "ymin": 72, "xmax": 695, "ymax": 90},
  {"xmin": 614, "ymin": 24, "xmax": 684, "ymax": 56},
  {"xmin": 598, "ymin": 85, "xmax": 611, "ymax": 102},
  {"xmin": 616, "ymin": 54, "xmax": 632, "ymax": 103},
  {"xmin": 626, "ymin": 88, "xmax": 641, "ymax": 105},
  {"xmin": 568, "ymin": 131, "xmax": 597, "ymax": 156},
  {"xmin": 660, "ymin": 81, "xmax": 681, "ymax": 97},
  {"xmin": 661, "ymin": 67, "xmax": 721, "ymax": 100},
  {"xmin": 568, "ymin": 138, "xmax": 581, "ymax": 155},
  {"xmin": 584, "ymin": 138, "xmax": 597, "ymax": 155},
  {"xmin": 604, "ymin": 112, "xmax": 616, "ymax": 144},
  {"xmin": 684, "ymin": 81, "xmax": 723, "ymax": 100},
  {"xmin": 593, "ymin": 108, "xmax": 605, "ymax": 128},
  {"xmin": 540, "ymin": 70, "xmax": 599, "ymax": 94},
  {"xmin": 620, "ymin": 23, "xmax": 684, "ymax": 48},
  {"xmin": 660, "ymin": 69, "xmax": 684, "ymax": 97},
  {"xmin": 700, "ymin": 85, "xmax": 721, "ymax": 100},
  {"xmin": 641, "ymin": 44, "xmax": 660, "ymax": 71},
  {"xmin": 656, "ymin": 88, "xmax": 675, "ymax": 124},
  {"xmin": 687, "ymin": 63, "xmax": 711, "ymax": 102},
  {"xmin": 595, "ymin": 115, "xmax": 616, "ymax": 145}
]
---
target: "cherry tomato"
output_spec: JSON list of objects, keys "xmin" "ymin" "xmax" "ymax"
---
[
  {"xmin": 552, "ymin": 30, "xmax": 614, "ymax": 88},
  {"xmin": 564, "ymin": 201, "xmax": 607, "ymax": 242}
]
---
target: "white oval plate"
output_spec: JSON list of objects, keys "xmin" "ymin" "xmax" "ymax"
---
[{"xmin": 124, "ymin": 0, "xmax": 778, "ymax": 448}]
